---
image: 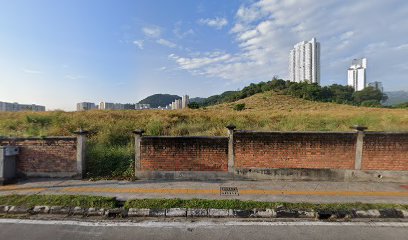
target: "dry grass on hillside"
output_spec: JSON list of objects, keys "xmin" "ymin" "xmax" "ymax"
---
[
  {"xmin": 1, "ymin": 91, "xmax": 406, "ymax": 178},
  {"xmin": 1, "ymin": 91, "xmax": 407, "ymax": 139}
]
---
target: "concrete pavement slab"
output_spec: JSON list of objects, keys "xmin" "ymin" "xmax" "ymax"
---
[{"xmin": 0, "ymin": 178, "xmax": 408, "ymax": 204}]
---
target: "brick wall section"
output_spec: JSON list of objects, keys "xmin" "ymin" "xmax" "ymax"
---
[
  {"xmin": 140, "ymin": 137, "xmax": 228, "ymax": 171},
  {"xmin": 0, "ymin": 137, "xmax": 77, "ymax": 174},
  {"xmin": 362, "ymin": 133, "xmax": 408, "ymax": 171},
  {"xmin": 234, "ymin": 131, "xmax": 356, "ymax": 170}
]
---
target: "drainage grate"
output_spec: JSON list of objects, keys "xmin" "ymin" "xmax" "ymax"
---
[{"xmin": 220, "ymin": 187, "xmax": 239, "ymax": 196}]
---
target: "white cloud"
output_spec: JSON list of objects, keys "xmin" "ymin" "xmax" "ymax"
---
[
  {"xmin": 198, "ymin": 17, "xmax": 228, "ymax": 29},
  {"xmin": 142, "ymin": 26, "xmax": 161, "ymax": 38},
  {"xmin": 394, "ymin": 43, "xmax": 408, "ymax": 50},
  {"xmin": 236, "ymin": 5, "xmax": 265, "ymax": 23},
  {"xmin": 170, "ymin": 0, "xmax": 408, "ymax": 89},
  {"xmin": 169, "ymin": 53, "xmax": 232, "ymax": 70},
  {"xmin": 133, "ymin": 40, "xmax": 144, "ymax": 49},
  {"xmin": 22, "ymin": 68, "xmax": 42, "ymax": 74},
  {"xmin": 173, "ymin": 21, "xmax": 194, "ymax": 39},
  {"xmin": 156, "ymin": 38, "xmax": 177, "ymax": 48}
]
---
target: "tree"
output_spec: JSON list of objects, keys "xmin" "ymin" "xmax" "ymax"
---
[
  {"xmin": 303, "ymin": 83, "xmax": 323, "ymax": 101},
  {"xmin": 353, "ymin": 86, "xmax": 387, "ymax": 105},
  {"xmin": 187, "ymin": 102, "xmax": 200, "ymax": 109},
  {"xmin": 269, "ymin": 79, "xmax": 287, "ymax": 91},
  {"xmin": 328, "ymin": 84, "xmax": 354, "ymax": 104}
]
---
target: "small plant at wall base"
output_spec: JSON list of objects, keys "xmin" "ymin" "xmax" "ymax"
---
[
  {"xmin": 85, "ymin": 142, "xmax": 135, "ymax": 179},
  {"xmin": 233, "ymin": 103, "xmax": 246, "ymax": 111}
]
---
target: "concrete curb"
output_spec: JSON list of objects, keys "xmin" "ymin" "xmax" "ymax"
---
[{"xmin": 0, "ymin": 206, "xmax": 407, "ymax": 219}]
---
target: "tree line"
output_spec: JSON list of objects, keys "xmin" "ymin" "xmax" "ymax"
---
[{"xmin": 191, "ymin": 78, "xmax": 389, "ymax": 108}]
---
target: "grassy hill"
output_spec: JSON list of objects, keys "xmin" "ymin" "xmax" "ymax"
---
[
  {"xmin": 1, "ymin": 91, "xmax": 407, "ymax": 137},
  {"xmin": 138, "ymin": 94, "xmax": 180, "ymax": 108},
  {"xmin": 1, "ymin": 91, "xmax": 407, "ymax": 178}
]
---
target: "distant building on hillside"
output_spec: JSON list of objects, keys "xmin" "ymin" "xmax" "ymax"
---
[
  {"xmin": 182, "ymin": 95, "xmax": 190, "ymax": 109},
  {"xmin": 289, "ymin": 38, "xmax": 320, "ymax": 84},
  {"xmin": 368, "ymin": 81, "xmax": 383, "ymax": 92},
  {"xmin": 124, "ymin": 103, "xmax": 135, "ymax": 110},
  {"xmin": 135, "ymin": 103, "xmax": 151, "ymax": 110},
  {"xmin": 76, "ymin": 102, "xmax": 152, "ymax": 111},
  {"xmin": 348, "ymin": 58, "xmax": 367, "ymax": 91},
  {"xmin": 76, "ymin": 102, "xmax": 96, "ymax": 111},
  {"xmin": 99, "ymin": 102, "xmax": 125, "ymax": 110},
  {"xmin": 99, "ymin": 102, "xmax": 113, "ymax": 110},
  {"xmin": 170, "ymin": 95, "xmax": 189, "ymax": 110},
  {"xmin": 0, "ymin": 101, "xmax": 45, "ymax": 112}
]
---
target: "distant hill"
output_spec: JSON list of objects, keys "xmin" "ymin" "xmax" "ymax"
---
[
  {"xmin": 383, "ymin": 91, "xmax": 408, "ymax": 106},
  {"xmin": 200, "ymin": 91, "xmax": 239, "ymax": 106},
  {"xmin": 138, "ymin": 94, "xmax": 181, "ymax": 108},
  {"xmin": 189, "ymin": 97, "xmax": 206, "ymax": 103}
]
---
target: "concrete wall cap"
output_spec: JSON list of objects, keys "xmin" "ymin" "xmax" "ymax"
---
[
  {"xmin": 226, "ymin": 124, "xmax": 236, "ymax": 130},
  {"xmin": 73, "ymin": 129, "xmax": 89, "ymax": 135},
  {"xmin": 350, "ymin": 125, "xmax": 368, "ymax": 131},
  {"xmin": 133, "ymin": 129, "xmax": 145, "ymax": 135}
]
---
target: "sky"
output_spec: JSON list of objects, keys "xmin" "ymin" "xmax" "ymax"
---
[{"xmin": 0, "ymin": 0, "xmax": 407, "ymax": 111}]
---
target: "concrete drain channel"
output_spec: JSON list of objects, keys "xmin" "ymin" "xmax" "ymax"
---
[{"xmin": 220, "ymin": 187, "xmax": 239, "ymax": 196}]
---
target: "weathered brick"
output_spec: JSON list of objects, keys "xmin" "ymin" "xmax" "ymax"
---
[
  {"xmin": 140, "ymin": 137, "xmax": 228, "ymax": 172},
  {"xmin": 0, "ymin": 137, "xmax": 77, "ymax": 174},
  {"xmin": 234, "ymin": 132, "xmax": 356, "ymax": 170}
]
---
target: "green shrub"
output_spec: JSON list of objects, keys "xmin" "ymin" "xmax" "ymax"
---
[
  {"xmin": 187, "ymin": 102, "xmax": 200, "ymax": 109},
  {"xmin": 233, "ymin": 103, "xmax": 246, "ymax": 111},
  {"xmin": 86, "ymin": 143, "xmax": 134, "ymax": 178},
  {"xmin": 26, "ymin": 115, "xmax": 52, "ymax": 127},
  {"xmin": 0, "ymin": 195, "xmax": 117, "ymax": 208},
  {"xmin": 360, "ymin": 100, "xmax": 381, "ymax": 107},
  {"xmin": 146, "ymin": 119, "xmax": 165, "ymax": 135}
]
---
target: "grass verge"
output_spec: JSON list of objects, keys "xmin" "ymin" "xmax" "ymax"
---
[
  {"xmin": 0, "ymin": 195, "xmax": 117, "ymax": 208},
  {"xmin": 124, "ymin": 198, "xmax": 408, "ymax": 211},
  {"xmin": 1, "ymin": 195, "xmax": 407, "ymax": 211}
]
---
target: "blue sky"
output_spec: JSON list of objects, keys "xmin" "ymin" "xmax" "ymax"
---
[{"xmin": 0, "ymin": 0, "xmax": 407, "ymax": 110}]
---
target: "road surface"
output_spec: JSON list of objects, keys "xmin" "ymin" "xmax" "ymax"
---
[{"xmin": 0, "ymin": 219, "xmax": 407, "ymax": 240}]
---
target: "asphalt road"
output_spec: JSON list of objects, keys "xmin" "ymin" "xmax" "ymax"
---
[{"xmin": 0, "ymin": 219, "xmax": 407, "ymax": 240}]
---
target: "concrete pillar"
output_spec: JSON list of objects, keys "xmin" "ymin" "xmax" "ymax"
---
[
  {"xmin": 74, "ymin": 129, "xmax": 89, "ymax": 178},
  {"xmin": 226, "ymin": 125, "xmax": 236, "ymax": 174},
  {"xmin": 351, "ymin": 125, "xmax": 367, "ymax": 170},
  {"xmin": 133, "ymin": 129, "xmax": 144, "ymax": 174}
]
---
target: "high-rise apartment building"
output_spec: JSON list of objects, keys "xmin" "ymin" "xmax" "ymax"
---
[
  {"xmin": 289, "ymin": 38, "xmax": 320, "ymax": 84},
  {"xmin": 170, "ymin": 98, "xmax": 183, "ymax": 110},
  {"xmin": 76, "ymin": 102, "xmax": 96, "ymax": 111},
  {"xmin": 182, "ymin": 95, "xmax": 190, "ymax": 109},
  {"xmin": 347, "ymin": 58, "xmax": 367, "ymax": 91},
  {"xmin": 0, "ymin": 101, "xmax": 45, "ymax": 112},
  {"xmin": 368, "ymin": 81, "xmax": 383, "ymax": 92},
  {"xmin": 170, "ymin": 95, "xmax": 189, "ymax": 110}
]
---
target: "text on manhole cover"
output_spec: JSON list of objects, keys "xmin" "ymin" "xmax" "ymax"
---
[{"xmin": 220, "ymin": 187, "xmax": 239, "ymax": 196}]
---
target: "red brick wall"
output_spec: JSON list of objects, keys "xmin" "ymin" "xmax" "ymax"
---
[
  {"xmin": 0, "ymin": 137, "xmax": 77, "ymax": 174},
  {"xmin": 362, "ymin": 133, "xmax": 408, "ymax": 171},
  {"xmin": 140, "ymin": 137, "xmax": 228, "ymax": 171},
  {"xmin": 234, "ymin": 131, "xmax": 356, "ymax": 170}
]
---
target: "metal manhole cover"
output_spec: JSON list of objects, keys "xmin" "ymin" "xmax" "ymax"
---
[{"xmin": 220, "ymin": 187, "xmax": 239, "ymax": 196}]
